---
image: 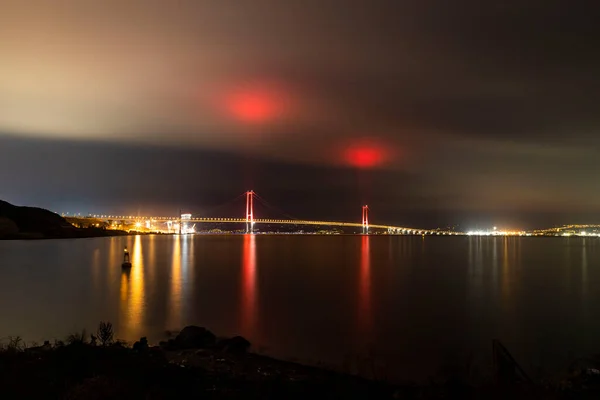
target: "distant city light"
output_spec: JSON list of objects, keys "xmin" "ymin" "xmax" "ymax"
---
[{"xmin": 466, "ymin": 229, "xmax": 525, "ymax": 236}]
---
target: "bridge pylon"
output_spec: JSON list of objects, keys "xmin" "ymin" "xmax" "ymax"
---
[
  {"xmin": 246, "ymin": 190, "xmax": 255, "ymax": 234},
  {"xmin": 362, "ymin": 205, "xmax": 369, "ymax": 234}
]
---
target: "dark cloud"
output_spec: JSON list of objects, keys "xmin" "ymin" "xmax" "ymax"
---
[{"xmin": 1, "ymin": 1, "xmax": 599, "ymax": 228}]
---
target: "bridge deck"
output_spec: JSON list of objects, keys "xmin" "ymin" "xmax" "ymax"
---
[{"xmin": 66, "ymin": 216, "xmax": 458, "ymax": 235}]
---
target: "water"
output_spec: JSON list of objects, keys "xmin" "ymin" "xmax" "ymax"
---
[{"xmin": 1, "ymin": 235, "xmax": 600, "ymax": 380}]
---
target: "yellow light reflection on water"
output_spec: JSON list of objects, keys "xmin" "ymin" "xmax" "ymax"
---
[
  {"xmin": 501, "ymin": 237, "xmax": 511, "ymax": 299},
  {"xmin": 92, "ymin": 247, "xmax": 100, "ymax": 291},
  {"xmin": 109, "ymin": 237, "xmax": 119, "ymax": 282},
  {"xmin": 168, "ymin": 235, "xmax": 182, "ymax": 330},
  {"xmin": 130, "ymin": 235, "xmax": 145, "ymax": 326},
  {"xmin": 582, "ymin": 239, "xmax": 588, "ymax": 296},
  {"xmin": 119, "ymin": 235, "xmax": 145, "ymax": 339},
  {"xmin": 467, "ymin": 236, "xmax": 484, "ymax": 303},
  {"xmin": 120, "ymin": 270, "xmax": 129, "ymax": 306},
  {"xmin": 148, "ymin": 234, "xmax": 156, "ymax": 281}
]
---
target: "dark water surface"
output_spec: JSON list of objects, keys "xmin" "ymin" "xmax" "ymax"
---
[{"xmin": 1, "ymin": 235, "xmax": 600, "ymax": 380}]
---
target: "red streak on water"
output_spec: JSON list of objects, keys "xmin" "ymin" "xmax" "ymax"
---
[
  {"xmin": 358, "ymin": 235, "xmax": 372, "ymax": 336},
  {"xmin": 241, "ymin": 234, "xmax": 257, "ymax": 338}
]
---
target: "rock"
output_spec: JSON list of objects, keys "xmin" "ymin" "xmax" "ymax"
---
[
  {"xmin": 25, "ymin": 342, "xmax": 51, "ymax": 355},
  {"xmin": 174, "ymin": 326, "xmax": 216, "ymax": 349},
  {"xmin": 63, "ymin": 376, "xmax": 126, "ymax": 400},
  {"xmin": 217, "ymin": 336, "xmax": 251, "ymax": 355},
  {"xmin": 133, "ymin": 337, "xmax": 148, "ymax": 352},
  {"xmin": 159, "ymin": 339, "xmax": 180, "ymax": 351}
]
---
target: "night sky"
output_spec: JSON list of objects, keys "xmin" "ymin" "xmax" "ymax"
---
[{"xmin": 1, "ymin": 1, "xmax": 599, "ymax": 229}]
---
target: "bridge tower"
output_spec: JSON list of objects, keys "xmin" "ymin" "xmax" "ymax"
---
[
  {"xmin": 246, "ymin": 190, "xmax": 255, "ymax": 234},
  {"xmin": 362, "ymin": 205, "xmax": 369, "ymax": 234}
]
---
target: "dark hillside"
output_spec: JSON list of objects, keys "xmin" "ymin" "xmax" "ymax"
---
[{"xmin": 0, "ymin": 200, "xmax": 126, "ymax": 239}]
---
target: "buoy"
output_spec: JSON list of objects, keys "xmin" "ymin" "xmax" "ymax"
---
[{"xmin": 122, "ymin": 246, "xmax": 132, "ymax": 268}]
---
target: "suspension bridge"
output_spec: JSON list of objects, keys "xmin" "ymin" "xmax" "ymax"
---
[{"xmin": 65, "ymin": 190, "xmax": 460, "ymax": 235}]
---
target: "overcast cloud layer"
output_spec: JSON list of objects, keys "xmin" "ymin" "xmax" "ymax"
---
[{"xmin": 1, "ymin": 1, "xmax": 599, "ymax": 228}]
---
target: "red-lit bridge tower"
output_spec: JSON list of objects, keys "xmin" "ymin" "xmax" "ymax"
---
[
  {"xmin": 246, "ymin": 190, "xmax": 255, "ymax": 234},
  {"xmin": 362, "ymin": 205, "xmax": 369, "ymax": 234}
]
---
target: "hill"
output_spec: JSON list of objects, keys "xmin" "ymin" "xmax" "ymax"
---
[{"xmin": 0, "ymin": 200, "xmax": 126, "ymax": 239}]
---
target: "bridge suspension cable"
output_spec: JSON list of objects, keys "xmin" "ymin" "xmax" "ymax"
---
[
  {"xmin": 194, "ymin": 191, "xmax": 247, "ymax": 218},
  {"xmin": 252, "ymin": 192, "xmax": 299, "ymax": 221}
]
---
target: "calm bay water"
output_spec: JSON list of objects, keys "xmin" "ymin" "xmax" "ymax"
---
[{"xmin": 1, "ymin": 234, "xmax": 600, "ymax": 379}]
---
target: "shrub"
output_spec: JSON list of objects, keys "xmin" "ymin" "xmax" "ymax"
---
[
  {"xmin": 66, "ymin": 330, "xmax": 87, "ymax": 345},
  {"xmin": 5, "ymin": 336, "xmax": 24, "ymax": 352},
  {"xmin": 97, "ymin": 321, "xmax": 114, "ymax": 346}
]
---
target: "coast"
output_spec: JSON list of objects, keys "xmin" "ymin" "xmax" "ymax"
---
[
  {"xmin": 2, "ymin": 323, "xmax": 598, "ymax": 399},
  {"xmin": 0, "ymin": 324, "xmax": 395, "ymax": 399}
]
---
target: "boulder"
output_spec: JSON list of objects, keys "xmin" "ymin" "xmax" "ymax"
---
[
  {"xmin": 216, "ymin": 336, "xmax": 251, "ymax": 355},
  {"xmin": 133, "ymin": 337, "xmax": 148, "ymax": 352},
  {"xmin": 174, "ymin": 326, "xmax": 216, "ymax": 349},
  {"xmin": 25, "ymin": 341, "xmax": 53, "ymax": 355}
]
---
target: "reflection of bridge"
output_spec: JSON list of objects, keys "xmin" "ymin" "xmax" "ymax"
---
[{"xmin": 67, "ymin": 191, "xmax": 460, "ymax": 235}]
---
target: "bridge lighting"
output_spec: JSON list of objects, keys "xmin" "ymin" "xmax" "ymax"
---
[{"xmin": 74, "ymin": 190, "xmax": 460, "ymax": 235}]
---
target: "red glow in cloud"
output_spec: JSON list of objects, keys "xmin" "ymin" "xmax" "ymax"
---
[
  {"xmin": 344, "ymin": 142, "xmax": 391, "ymax": 169},
  {"xmin": 224, "ymin": 86, "xmax": 289, "ymax": 124}
]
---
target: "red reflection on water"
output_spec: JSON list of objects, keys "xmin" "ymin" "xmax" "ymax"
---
[
  {"xmin": 241, "ymin": 234, "xmax": 257, "ymax": 337},
  {"xmin": 358, "ymin": 236, "xmax": 372, "ymax": 334}
]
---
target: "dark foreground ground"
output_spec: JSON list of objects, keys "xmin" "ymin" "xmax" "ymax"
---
[
  {"xmin": 0, "ymin": 340, "xmax": 395, "ymax": 399},
  {"xmin": 2, "ymin": 326, "xmax": 600, "ymax": 399}
]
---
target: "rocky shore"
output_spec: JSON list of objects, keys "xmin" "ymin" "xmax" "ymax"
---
[
  {"xmin": 2, "ymin": 324, "xmax": 600, "ymax": 399},
  {"xmin": 0, "ymin": 324, "xmax": 395, "ymax": 399}
]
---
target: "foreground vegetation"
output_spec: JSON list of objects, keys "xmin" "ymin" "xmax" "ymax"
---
[
  {"xmin": 2, "ymin": 323, "xmax": 600, "ymax": 399},
  {"xmin": 0, "ymin": 322, "xmax": 396, "ymax": 399}
]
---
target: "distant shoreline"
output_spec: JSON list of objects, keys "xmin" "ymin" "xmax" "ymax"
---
[
  {"xmin": 0, "ymin": 229, "xmax": 163, "ymax": 241},
  {"xmin": 4, "ymin": 231, "xmax": 599, "ymax": 240}
]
